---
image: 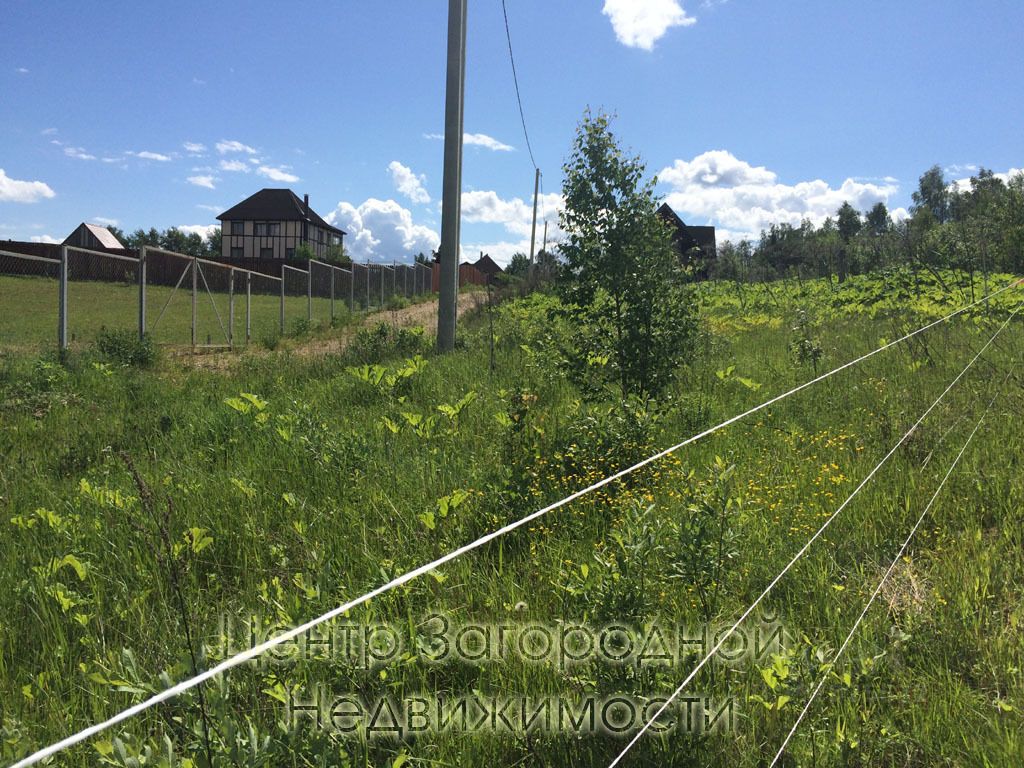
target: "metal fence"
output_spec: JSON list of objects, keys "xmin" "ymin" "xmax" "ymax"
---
[{"xmin": 0, "ymin": 245, "xmax": 438, "ymax": 352}]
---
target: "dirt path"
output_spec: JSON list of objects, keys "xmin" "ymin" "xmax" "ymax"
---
[{"xmin": 180, "ymin": 292, "xmax": 486, "ymax": 369}]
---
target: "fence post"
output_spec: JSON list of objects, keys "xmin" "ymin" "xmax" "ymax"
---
[
  {"xmin": 58, "ymin": 245, "xmax": 68, "ymax": 351},
  {"xmin": 349, "ymin": 265, "xmax": 354, "ymax": 312},
  {"xmin": 330, "ymin": 265, "xmax": 336, "ymax": 322},
  {"xmin": 138, "ymin": 245, "xmax": 147, "ymax": 340},
  {"xmin": 307, "ymin": 263, "xmax": 312, "ymax": 323},
  {"xmin": 245, "ymin": 271, "xmax": 252, "ymax": 345},
  {"xmin": 380, "ymin": 265, "xmax": 384, "ymax": 307},
  {"xmin": 280, "ymin": 264, "xmax": 286, "ymax": 334},
  {"xmin": 191, "ymin": 257, "xmax": 198, "ymax": 350},
  {"xmin": 366, "ymin": 263, "xmax": 370, "ymax": 311},
  {"xmin": 228, "ymin": 269, "xmax": 235, "ymax": 350}
]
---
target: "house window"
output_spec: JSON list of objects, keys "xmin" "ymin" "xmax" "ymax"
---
[
  {"xmin": 286, "ymin": 248, "xmax": 295, "ymax": 259},
  {"xmin": 231, "ymin": 221, "xmax": 244, "ymax": 235},
  {"xmin": 231, "ymin": 247, "xmax": 243, "ymax": 259},
  {"xmin": 309, "ymin": 227, "xmax": 319, "ymax": 243},
  {"xmin": 260, "ymin": 247, "xmax": 274, "ymax": 259},
  {"xmin": 254, "ymin": 222, "xmax": 280, "ymax": 237}
]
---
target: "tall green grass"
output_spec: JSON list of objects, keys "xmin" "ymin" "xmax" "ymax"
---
[{"xmin": 0, "ymin": 270, "xmax": 1021, "ymax": 767}]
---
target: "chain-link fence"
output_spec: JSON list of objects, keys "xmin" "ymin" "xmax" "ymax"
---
[
  {"xmin": 65, "ymin": 246, "xmax": 139, "ymax": 347},
  {"xmin": 281, "ymin": 264, "xmax": 310, "ymax": 335},
  {"xmin": 247, "ymin": 270, "xmax": 283, "ymax": 344},
  {"xmin": 1, "ymin": 246, "xmax": 438, "ymax": 352},
  {"xmin": 145, "ymin": 248, "xmax": 194, "ymax": 346},
  {"xmin": 0, "ymin": 249, "xmax": 61, "ymax": 350}
]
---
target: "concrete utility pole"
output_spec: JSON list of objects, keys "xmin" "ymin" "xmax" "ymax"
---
[
  {"xmin": 437, "ymin": 0, "xmax": 467, "ymax": 352},
  {"xmin": 528, "ymin": 167, "xmax": 540, "ymax": 278}
]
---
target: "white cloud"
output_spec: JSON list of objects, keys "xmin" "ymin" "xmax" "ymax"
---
[
  {"xmin": 196, "ymin": 204, "xmax": 223, "ymax": 213},
  {"xmin": 64, "ymin": 146, "xmax": 96, "ymax": 161},
  {"xmin": 16, "ymin": 67, "xmax": 29, "ymax": 74},
  {"xmin": 326, "ymin": 198, "xmax": 440, "ymax": 262},
  {"xmin": 0, "ymin": 168, "xmax": 56, "ymax": 203},
  {"xmin": 184, "ymin": 142, "xmax": 206, "ymax": 154},
  {"xmin": 92, "ymin": 217, "xmax": 119, "ymax": 227},
  {"xmin": 30, "ymin": 235, "xmax": 60, "ymax": 244},
  {"xmin": 131, "ymin": 150, "xmax": 172, "ymax": 162},
  {"xmin": 257, "ymin": 165, "xmax": 299, "ymax": 183},
  {"xmin": 178, "ymin": 224, "xmax": 219, "ymax": 240},
  {"xmin": 461, "ymin": 190, "xmax": 565, "ymax": 238},
  {"xmin": 425, "ymin": 132, "xmax": 515, "ymax": 152},
  {"xmin": 602, "ymin": 0, "xmax": 696, "ymax": 51},
  {"xmin": 41, "ymin": 127, "xmax": 58, "ymax": 136},
  {"xmin": 216, "ymin": 140, "xmax": 258, "ymax": 155},
  {"xmin": 219, "ymin": 159, "xmax": 250, "ymax": 173},
  {"xmin": 464, "ymin": 133, "xmax": 515, "ymax": 152},
  {"xmin": 388, "ymin": 161, "xmax": 431, "ymax": 204},
  {"xmin": 187, "ymin": 175, "xmax": 218, "ymax": 189},
  {"xmin": 658, "ymin": 150, "xmax": 902, "ymax": 241}
]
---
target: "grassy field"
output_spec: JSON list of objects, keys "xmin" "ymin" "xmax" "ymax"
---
[
  {"xmin": 1, "ymin": 269, "xmax": 1022, "ymax": 767},
  {"xmin": 0, "ymin": 274, "xmax": 424, "ymax": 352}
]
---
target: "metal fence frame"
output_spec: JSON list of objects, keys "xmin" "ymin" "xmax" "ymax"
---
[{"xmin": 2, "ymin": 249, "xmax": 437, "ymax": 351}]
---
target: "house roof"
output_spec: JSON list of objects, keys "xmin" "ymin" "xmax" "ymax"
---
[
  {"xmin": 473, "ymin": 253, "xmax": 504, "ymax": 275},
  {"xmin": 216, "ymin": 189, "xmax": 346, "ymax": 236},
  {"xmin": 63, "ymin": 222, "xmax": 125, "ymax": 250},
  {"xmin": 656, "ymin": 203, "xmax": 716, "ymax": 251}
]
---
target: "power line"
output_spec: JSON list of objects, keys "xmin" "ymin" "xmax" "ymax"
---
[
  {"xmin": 768, "ymin": 362, "xmax": 1016, "ymax": 766},
  {"xmin": 501, "ymin": 0, "xmax": 537, "ymax": 170},
  {"xmin": 11, "ymin": 280, "xmax": 1021, "ymax": 768},
  {"xmin": 605, "ymin": 298, "xmax": 1024, "ymax": 768}
]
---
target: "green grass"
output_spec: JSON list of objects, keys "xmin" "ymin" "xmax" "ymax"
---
[
  {"xmin": 0, "ymin": 269, "xmax": 1022, "ymax": 767},
  {"xmin": 1, "ymin": 274, "xmax": 437, "ymax": 352}
]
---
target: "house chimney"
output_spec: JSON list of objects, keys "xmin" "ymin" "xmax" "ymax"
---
[{"xmin": 303, "ymin": 194, "xmax": 310, "ymax": 218}]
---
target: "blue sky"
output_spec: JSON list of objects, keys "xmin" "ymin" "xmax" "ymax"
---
[{"xmin": 2, "ymin": 0, "xmax": 1022, "ymax": 263}]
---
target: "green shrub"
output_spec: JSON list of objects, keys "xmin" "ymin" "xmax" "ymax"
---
[
  {"xmin": 94, "ymin": 328, "xmax": 157, "ymax": 367},
  {"xmin": 386, "ymin": 295, "xmax": 410, "ymax": 312},
  {"xmin": 259, "ymin": 330, "xmax": 280, "ymax": 351},
  {"xmin": 347, "ymin": 322, "xmax": 427, "ymax": 363}
]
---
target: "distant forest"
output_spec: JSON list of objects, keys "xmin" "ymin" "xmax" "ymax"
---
[{"xmin": 711, "ymin": 165, "xmax": 1024, "ymax": 284}]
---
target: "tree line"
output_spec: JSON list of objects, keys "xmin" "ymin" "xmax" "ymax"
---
[
  {"xmin": 713, "ymin": 165, "xmax": 1024, "ymax": 286},
  {"xmin": 107, "ymin": 226, "xmax": 223, "ymax": 260}
]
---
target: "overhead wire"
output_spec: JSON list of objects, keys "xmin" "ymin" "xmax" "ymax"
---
[
  {"xmin": 767, "ymin": 361, "xmax": 1017, "ymax": 766},
  {"xmin": 605, "ymin": 298, "xmax": 1024, "ymax": 767},
  {"xmin": 500, "ymin": 0, "xmax": 538, "ymax": 170}
]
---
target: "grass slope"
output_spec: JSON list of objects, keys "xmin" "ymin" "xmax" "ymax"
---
[{"xmin": 1, "ymin": 270, "xmax": 1022, "ymax": 767}]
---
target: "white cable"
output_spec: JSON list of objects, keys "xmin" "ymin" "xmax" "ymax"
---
[
  {"xmin": 10, "ymin": 281, "xmax": 1021, "ymax": 768},
  {"xmin": 768, "ymin": 362, "xmax": 1014, "ymax": 766},
  {"xmin": 605, "ymin": 299, "xmax": 1022, "ymax": 768}
]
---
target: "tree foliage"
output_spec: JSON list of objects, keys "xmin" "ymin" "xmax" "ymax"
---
[{"xmin": 558, "ymin": 110, "xmax": 696, "ymax": 399}]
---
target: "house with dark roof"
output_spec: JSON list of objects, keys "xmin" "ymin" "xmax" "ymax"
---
[
  {"xmin": 656, "ymin": 203, "xmax": 717, "ymax": 276},
  {"xmin": 216, "ymin": 189, "xmax": 345, "ymax": 260},
  {"xmin": 472, "ymin": 253, "xmax": 504, "ymax": 282},
  {"xmin": 63, "ymin": 222, "xmax": 126, "ymax": 254}
]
